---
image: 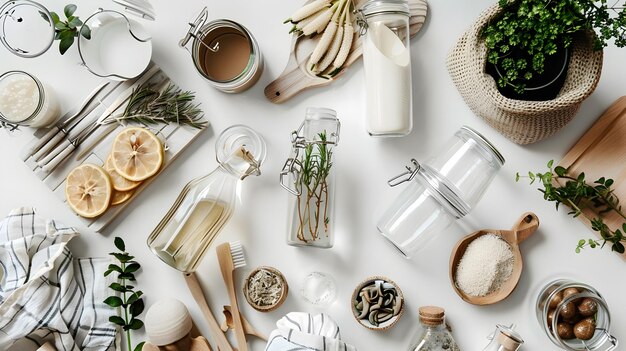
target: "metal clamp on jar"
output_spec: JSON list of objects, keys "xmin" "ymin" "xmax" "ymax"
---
[
  {"xmin": 377, "ymin": 126, "xmax": 505, "ymax": 258},
  {"xmin": 180, "ymin": 7, "xmax": 263, "ymax": 93},
  {"xmin": 536, "ymin": 279, "xmax": 618, "ymax": 351},
  {"xmin": 280, "ymin": 108, "xmax": 340, "ymax": 249}
]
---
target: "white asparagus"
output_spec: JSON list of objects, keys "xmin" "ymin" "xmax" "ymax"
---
[
  {"xmin": 315, "ymin": 25, "xmax": 344, "ymax": 72},
  {"xmin": 302, "ymin": 6, "xmax": 334, "ymax": 36},
  {"xmin": 331, "ymin": 8, "xmax": 354, "ymax": 73},
  {"xmin": 287, "ymin": 0, "xmax": 331, "ymax": 23},
  {"xmin": 292, "ymin": 8, "xmax": 327, "ymax": 33}
]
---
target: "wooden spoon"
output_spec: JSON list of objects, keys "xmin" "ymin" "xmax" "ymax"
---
[
  {"xmin": 265, "ymin": 0, "xmax": 428, "ymax": 103},
  {"xmin": 449, "ymin": 212, "xmax": 540, "ymax": 305}
]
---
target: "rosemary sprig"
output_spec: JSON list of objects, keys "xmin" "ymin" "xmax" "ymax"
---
[
  {"xmin": 0, "ymin": 120, "xmax": 19, "ymax": 132},
  {"xmin": 296, "ymin": 132, "xmax": 333, "ymax": 242},
  {"xmin": 116, "ymin": 82, "xmax": 207, "ymax": 129},
  {"xmin": 104, "ymin": 237, "xmax": 145, "ymax": 351},
  {"xmin": 516, "ymin": 160, "xmax": 626, "ymax": 254}
]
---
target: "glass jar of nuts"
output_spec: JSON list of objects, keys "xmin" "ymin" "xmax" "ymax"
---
[{"xmin": 535, "ymin": 279, "xmax": 618, "ymax": 351}]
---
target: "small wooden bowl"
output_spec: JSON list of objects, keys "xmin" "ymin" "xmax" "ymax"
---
[
  {"xmin": 351, "ymin": 276, "xmax": 404, "ymax": 331},
  {"xmin": 449, "ymin": 212, "xmax": 539, "ymax": 305},
  {"xmin": 243, "ymin": 266, "xmax": 288, "ymax": 312}
]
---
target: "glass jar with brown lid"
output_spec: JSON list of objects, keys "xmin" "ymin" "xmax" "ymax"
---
[{"xmin": 408, "ymin": 306, "xmax": 460, "ymax": 351}]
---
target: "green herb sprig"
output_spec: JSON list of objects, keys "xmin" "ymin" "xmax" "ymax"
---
[
  {"xmin": 117, "ymin": 83, "xmax": 206, "ymax": 129},
  {"xmin": 483, "ymin": 0, "xmax": 626, "ymax": 94},
  {"xmin": 295, "ymin": 132, "xmax": 332, "ymax": 242},
  {"xmin": 0, "ymin": 121, "xmax": 19, "ymax": 132},
  {"xmin": 104, "ymin": 237, "xmax": 145, "ymax": 351},
  {"xmin": 42, "ymin": 4, "xmax": 91, "ymax": 55},
  {"xmin": 517, "ymin": 160, "xmax": 626, "ymax": 254}
]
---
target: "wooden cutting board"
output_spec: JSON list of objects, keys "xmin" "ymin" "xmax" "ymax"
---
[
  {"xmin": 265, "ymin": 0, "xmax": 428, "ymax": 103},
  {"xmin": 557, "ymin": 96, "xmax": 626, "ymax": 259}
]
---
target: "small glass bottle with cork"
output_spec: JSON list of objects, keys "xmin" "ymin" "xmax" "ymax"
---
[
  {"xmin": 408, "ymin": 306, "xmax": 460, "ymax": 351},
  {"xmin": 482, "ymin": 325, "xmax": 524, "ymax": 351}
]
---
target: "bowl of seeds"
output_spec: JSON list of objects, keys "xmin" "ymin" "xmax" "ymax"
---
[
  {"xmin": 351, "ymin": 276, "xmax": 404, "ymax": 331},
  {"xmin": 243, "ymin": 266, "xmax": 289, "ymax": 312}
]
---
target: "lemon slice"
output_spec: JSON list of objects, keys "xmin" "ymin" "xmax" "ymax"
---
[
  {"xmin": 111, "ymin": 127, "xmax": 163, "ymax": 182},
  {"xmin": 65, "ymin": 164, "xmax": 112, "ymax": 218},
  {"xmin": 104, "ymin": 155, "xmax": 141, "ymax": 192},
  {"xmin": 111, "ymin": 189, "xmax": 134, "ymax": 206}
]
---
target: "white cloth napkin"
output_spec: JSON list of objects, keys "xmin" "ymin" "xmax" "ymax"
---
[
  {"xmin": 265, "ymin": 312, "xmax": 357, "ymax": 351},
  {"xmin": 0, "ymin": 207, "xmax": 118, "ymax": 351}
]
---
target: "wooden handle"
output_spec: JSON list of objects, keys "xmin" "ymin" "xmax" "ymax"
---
[
  {"xmin": 512, "ymin": 212, "xmax": 540, "ymax": 244},
  {"xmin": 217, "ymin": 244, "xmax": 248, "ymax": 351},
  {"xmin": 184, "ymin": 273, "xmax": 234, "ymax": 351}
]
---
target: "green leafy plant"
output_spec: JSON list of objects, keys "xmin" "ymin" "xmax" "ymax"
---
[
  {"xmin": 116, "ymin": 82, "xmax": 207, "ymax": 129},
  {"xmin": 483, "ymin": 0, "xmax": 626, "ymax": 94},
  {"xmin": 294, "ymin": 132, "xmax": 333, "ymax": 243},
  {"xmin": 104, "ymin": 237, "xmax": 145, "ymax": 351},
  {"xmin": 44, "ymin": 4, "xmax": 91, "ymax": 55},
  {"xmin": 517, "ymin": 160, "xmax": 626, "ymax": 254}
]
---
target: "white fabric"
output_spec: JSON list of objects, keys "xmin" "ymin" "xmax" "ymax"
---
[
  {"xmin": 265, "ymin": 312, "xmax": 357, "ymax": 351},
  {"xmin": 0, "ymin": 207, "xmax": 118, "ymax": 351}
]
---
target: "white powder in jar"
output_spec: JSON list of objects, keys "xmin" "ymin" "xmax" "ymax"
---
[
  {"xmin": 456, "ymin": 233, "xmax": 514, "ymax": 297},
  {"xmin": 0, "ymin": 74, "xmax": 40, "ymax": 122}
]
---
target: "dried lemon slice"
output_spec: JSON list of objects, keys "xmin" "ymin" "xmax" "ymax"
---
[
  {"xmin": 111, "ymin": 127, "xmax": 163, "ymax": 182},
  {"xmin": 104, "ymin": 155, "xmax": 141, "ymax": 192},
  {"xmin": 111, "ymin": 189, "xmax": 134, "ymax": 206},
  {"xmin": 65, "ymin": 164, "xmax": 112, "ymax": 218}
]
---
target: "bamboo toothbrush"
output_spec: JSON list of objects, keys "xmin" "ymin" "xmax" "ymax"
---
[
  {"xmin": 184, "ymin": 272, "xmax": 234, "ymax": 351},
  {"xmin": 216, "ymin": 241, "xmax": 248, "ymax": 351}
]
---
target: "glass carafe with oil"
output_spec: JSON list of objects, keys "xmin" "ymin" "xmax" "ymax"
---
[{"xmin": 147, "ymin": 125, "xmax": 266, "ymax": 273}]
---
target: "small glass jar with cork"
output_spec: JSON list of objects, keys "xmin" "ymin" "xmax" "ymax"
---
[{"xmin": 407, "ymin": 306, "xmax": 460, "ymax": 351}]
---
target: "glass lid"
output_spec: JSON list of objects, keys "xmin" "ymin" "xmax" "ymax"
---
[
  {"xmin": 215, "ymin": 124, "xmax": 266, "ymax": 179},
  {"xmin": 0, "ymin": 0, "xmax": 55, "ymax": 57}
]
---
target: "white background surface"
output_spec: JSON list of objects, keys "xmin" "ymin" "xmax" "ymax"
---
[{"xmin": 1, "ymin": 0, "xmax": 625, "ymax": 350}]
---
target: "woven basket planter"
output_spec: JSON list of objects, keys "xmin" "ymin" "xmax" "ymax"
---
[{"xmin": 446, "ymin": 5, "xmax": 604, "ymax": 145}]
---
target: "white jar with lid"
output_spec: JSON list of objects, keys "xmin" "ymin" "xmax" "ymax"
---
[
  {"xmin": 0, "ymin": 71, "xmax": 60, "ymax": 128},
  {"xmin": 359, "ymin": 0, "xmax": 412, "ymax": 137}
]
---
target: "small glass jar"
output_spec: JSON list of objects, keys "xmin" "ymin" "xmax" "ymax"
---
[
  {"xmin": 147, "ymin": 125, "xmax": 266, "ymax": 273},
  {"xmin": 536, "ymin": 279, "xmax": 618, "ymax": 351},
  {"xmin": 483, "ymin": 325, "xmax": 524, "ymax": 351},
  {"xmin": 0, "ymin": 71, "xmax": 60, "ymax": 128},
  {"xmin": 280, "ymin": 108, "xmax": 340, "ymax": 248},
  {"xmin": 180, "ymin": 8, "xmax": 263, "ymax": 93},
  {"xmin": 377, "ymin": 126, "xmax": 504, "ymax": 258},
  {"xmin": 408, "ymin": 306, "xmax": 460, "ymax": 351},
  {"xmin": 359, "ymin": 0, "xmax": 412, "ymax": 137}
]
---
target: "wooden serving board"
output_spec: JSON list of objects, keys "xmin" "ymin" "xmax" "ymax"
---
[
  {"xmin": 265, "ymin": 0, "xmax": 428, "ymax": 103},
  {"xmin": 557, "ymin": 96, "xmax": 626, "ymax": 259},
  {"xmin": 20, "ymin": 65, "xmax": 208, "ymax": 232}
]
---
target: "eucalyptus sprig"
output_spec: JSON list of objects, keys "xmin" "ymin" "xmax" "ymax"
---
[
  {"xmin": 116, "ymin": 83, "xmax": 207, "ymax": 129},
  {"xmin": 516, "ymin": 160, "xmax": 626, "ymax": 254},
  {"xmin": 42, "ymin": 4, "xmax": 91, "ymax": 55},
  {"xmin": 104, "ymin": 237, "xmax": 145, "ymax": 351}
]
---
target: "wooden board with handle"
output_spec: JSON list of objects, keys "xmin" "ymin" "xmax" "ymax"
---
[
  {"xmin": 557, "ymin": 96, "xmax": 626, "ymax": 259},
  {"xmin": 265, "ymin": 0, "xmax": 428, "ymax": 103}
]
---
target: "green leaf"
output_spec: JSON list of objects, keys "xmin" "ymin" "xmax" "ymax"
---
[
  {"xmin": 124, "ymin": 263, "xmax": 140, "ymax": 273},
  {"xmin": 50, "ymin": 12, "xmax": 60, "ymax": 23},
  {"xmin": 109, "ymin": 316, "xmax": 126, "ymax": 326},
  {"xmin": 103, "ymin": 296, "xmax": 124, "ymax": 308},
  {"xmin": 114, "ymin": 237, "xmax": 126, "ymax": 252},
  {"xmin": 515, "ymin": 172, "xmax": 520, "ymax": 182},
  {"xmin": 130, "ymin": 299, "xmax": 145, "ymax": 316},
  {"xmin": 127, "ymin": 291, "xmax": 143, "ymax": 305},
  {"xmin": 68, "ymin": 17, "xmax": 82, "ymax": 29},
  {"xmin": 547, "ymin": 160, "xmax": 554, "ymax": 168},
  {"xmin": 134, "ymin": 342, "xmax": 145, "ymax": 351},
  {"xmin": 119, "ymin": 272, "xmax": 136, "ymax": 280},
  {"xmin": 109, "ymin": 282, "xmax": 126, "ymax": 292},
  {"xmin": 110, "ymin": 253, "xmax": 134, "ymax": 263},
  {"xmin": 80, "ymin": 25, "xmax": 91, "ymax": 40},
  {"xmin": 64, "ymin": 4, "xmax": 77, "ymax": 18},
  {"xmin": 55, "ymin": 22, "xmax": 68, "ymax": 30},
  {"xmin": 128, "ymin": 318, "xmax": 144, "ymax": 330},
  {"xmin": 577, "ymin": 172, "xmax": 585, "ymax": 182},
  {"xmin": 613, "ymin": 242, "xmax": 625, "ymax": 254},
  {"xmin": 59, "ymin": 35, "xmax": 74, "ymax": 55},
  {"xmin": 554, "ymin": 166, "xmax": 566, "ymax": 177}
]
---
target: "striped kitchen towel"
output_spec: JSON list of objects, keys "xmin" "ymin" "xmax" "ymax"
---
[
  {"xmin": 265, "ymin": 312, "xmax": 357, "ymax": 351},
  {"xmin": 0, "ymin": 207, "xmax": 119, "ymax": 351}
]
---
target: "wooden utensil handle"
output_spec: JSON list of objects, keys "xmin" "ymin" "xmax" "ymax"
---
[{"xmin": 512, "ymin": 212, "xmax": 540, "ymax": 244}]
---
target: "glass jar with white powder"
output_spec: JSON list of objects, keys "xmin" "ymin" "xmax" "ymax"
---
[
  {"xmin": 359, "ymin": 0, "xmax": 412, "ymax": 137},
  {"xmin": 0, "ymin": 71, "xmax": 60, "ymax": 128}
]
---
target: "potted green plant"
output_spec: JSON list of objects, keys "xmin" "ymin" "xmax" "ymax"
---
[
  {"xmin": 483, "ymin": 0, "xmax": 626, "ymax": 101},
  {"xmin": 446, "ymin": 0, "xmax": 624, "ymax": 144}
]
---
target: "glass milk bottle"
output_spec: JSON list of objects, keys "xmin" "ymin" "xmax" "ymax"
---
[
  {"xmin": 408, "ymin": 306, "xmax": 460, "ymax": 351},
  {"xmin": 147, "ymin": 125, "xmax": 266, "ymax": 273},
  {"xmin": 280, "ymin": 108, "xmax": 340, "ymax": 248},
  {"xmin": 359, "ymin": 0, "xmax": 412, "ymax": 137},
  {"xmin": 0, "ymin": 71, "xmax": 60, "ymax": 128}
]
